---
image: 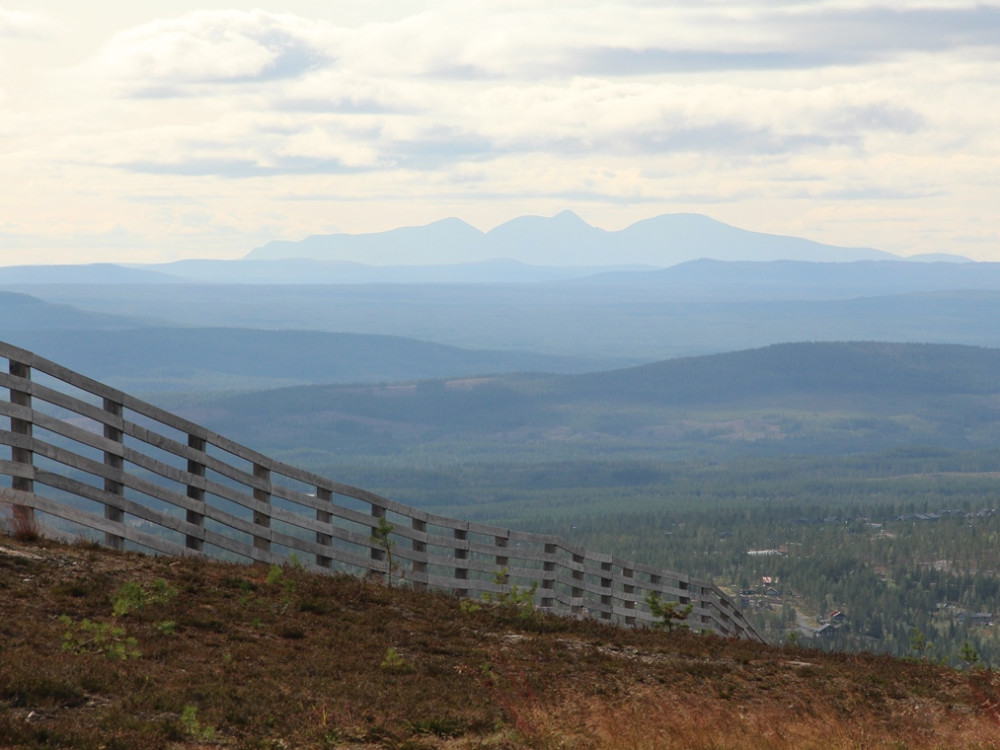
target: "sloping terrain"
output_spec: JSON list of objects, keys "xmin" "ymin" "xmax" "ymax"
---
[
  {"xmin": 0, "ymin": 291, "xmax": 152, "ymax": 332},
  {"xmin": 166, "ymin": 342, "xmax": 1000, "ymax": 461},
  {"xmin": 1, "ymin": 535, "xmax": 998, "ymax": 749},
  {"xmin": 0, "ymin": 327, "xmax": 617, "ymax": 394},
  {"xmin": 560, "ymin": 341, "xmax": 1000, "ymax": 403}
]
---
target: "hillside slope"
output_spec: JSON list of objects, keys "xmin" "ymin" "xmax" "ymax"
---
[
  {"xmin": 560, "ymin": 341, "xmax": 1000, "ymax": 403},
  {"xmin": 0, "ymin": 291, "xmax": 151, "ymax": 332},
  {"xmin": 2, "ymin": 536, "xmax": 998, "ymax": 749},
  {"xmin": 0, "ymin": 327, "xmax": 618, "ymax": 393},
  {"xmin": 172, "ymin": 342, "xmax": 1000, "ymax": 461}
]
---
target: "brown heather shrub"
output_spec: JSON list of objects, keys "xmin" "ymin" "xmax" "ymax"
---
[
  {"xmin": 1, "ymin": 501, "xmax": 40, "ymax": 542},
  {"xmin": 2, "ymin": 536, "xmax": 1000, "ymax": 749}
]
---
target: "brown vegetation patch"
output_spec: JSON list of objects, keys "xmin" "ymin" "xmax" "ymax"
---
[{"xmin": 1, "ymin": 537, "xmax": 999, "ymax": 748}]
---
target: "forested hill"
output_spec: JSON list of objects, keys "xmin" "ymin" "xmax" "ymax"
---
[
  {"xmin": 0, "ymin": 290, "xmax": 148, "ymax": 331},
  {"xmin": 0, "ymin": 327, "xmax": 618, "ymax": 393},
  {"xmin": 557, "ymin": 342, "xmax": 1000, "ymax": 405},
  {"xmin": 170, "ymin": 342, "xmax": 1000, "ymax": 460}
]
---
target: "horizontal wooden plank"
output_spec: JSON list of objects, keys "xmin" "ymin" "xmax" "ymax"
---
[
  {"xmin": 200, "ymin": 528, "xmax": 259, "ymax": 562},
  {"xmin": 2, "ymin": 488, "xmax": 193, "ymax": 562},
  {"xmin": 0, "ymin": 373, "xmax": 124, "ymax": 432},
  {"xmin": 0, "ymin": 458, "xmax": 33, "ymax": 479},
  {"xmin": 0, "ymin": 428, "xmax": 32, "ymax": 451},
  {"xmin": 26, "ymin": 408, "xmax": 124, "ymax": 457},
  {"xmin": 0, "ymin": 345, "xmax": 129, "ymax": 406},
  {"xmin": 32, "ymin": 471, "xmax": 195, "ymax": 537},
  {"xmin": 26, "ymin": 437, "xmax": 114, "ymax": 478}
]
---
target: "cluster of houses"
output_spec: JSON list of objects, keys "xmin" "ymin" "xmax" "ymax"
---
[
  {"xmin": 785, "ymin": 508, "xmax": 997, "ymax": 525},
  {"xmin": 739, "ymin": 575, "xmax": 783, "ymax": 604},
  {"xmin": 895, "ymin": 509, "xmax": 966, "ymax": 522},
  {"xmin": 735, "ymin": 508, "xmax": 999, "ymax": 640},
  {"xmin": 815, "ymin": 609, "xmax": 848, "ymax": 637},
  {"xmin": 934, "ymin": 602, "xmax": 994, "ymax": 626},
  {"xmin": 737, "ymin": 574, "xmax": 851, "ymax": 638}
]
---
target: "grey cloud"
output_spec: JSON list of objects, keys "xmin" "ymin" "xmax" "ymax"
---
[
  {"xmin": 526, "ymin": 122, "xmax": 851, "ymax": 157},
  {"xmin": 802, "ymin": 5, "xmax": 1000, "ymax": 54},
  {"xmin": 426, "ymin": 189, "xmax": 666, "ymax": 204},
  {"xmin": 238, "ymin": 31, "xmax": 330, "ymax": 82},
  {"xmin": 571, "ymin": 48, "xmax": 850, "ymax": 75},
  {"xmin": 547, "ymin": 190, "xmax": 665, "ymax": 205},
  {"xmin": 424, "ymin": 62, "xmax": 501, "ymax": 80},
  {"xmin": 631, "ymin": 124, "xmax": 841, "ymax": 154},
  {"xmin": 114, "ymin": 17, "xmax": 334, "ymax": 95},
  {"xmin": 120, "ymin": 132, "xmax": 496, "ymax": 177},
  {"xmin": 386, "ymin": 126, "xmax": 498, "ymax": 169},
  {"xmin": 568, "ymin": 5, "xmax": 1000, "ymax": 76},
  {"xmin": 118, "ymin": 156, "xmax": 364, "ymax": 178},
  {"xmin": 816, "ymin": 186, "xmax": 944, "ymax": 201},
  {"xmin": 178, "ymin": 42, "xmax": 329, "ymax": 86},
  {"xmin": 273, "ymin": 97, "xmax": 418, "ymax": 115},
  {"xmin": 834, "ymin": 104, "xmax": 925, "ymax": 135},
  {"xmin": 130, "ymin": 85, "xmax": 188, "ymax": 99},
  {"xmin": 659, "ymin": 191, "xmax": 747, "ymax": 204}
]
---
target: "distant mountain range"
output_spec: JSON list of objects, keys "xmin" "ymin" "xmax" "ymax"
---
[
  {"xmin": 0, "ymin": 212, "xmax": 977, "ymax": 287},
  {"xmin": 245, "ymin": 210, "xmax": 900, "ymax": 266}
]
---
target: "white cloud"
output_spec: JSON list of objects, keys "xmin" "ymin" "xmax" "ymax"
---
[
  {"xmin": 0, "ymin": 7, "xmax": 53, "ymax": 38},
  {"xmin": 95, "ymin": 10, "xmax": 335, "ymax": 91}
]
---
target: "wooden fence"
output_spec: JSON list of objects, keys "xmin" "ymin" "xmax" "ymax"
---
[{"xmin": 0, "ymin": 340, "xmax": 761, "ymax": 640}]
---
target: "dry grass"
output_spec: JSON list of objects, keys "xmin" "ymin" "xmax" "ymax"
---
[
  {"xmin": 1, "ymin": 535, "xmax": 999, "ymax": 749},
  {"xmin": 0, "ymin": 503, "xmax": 40, "ymax": 543}
]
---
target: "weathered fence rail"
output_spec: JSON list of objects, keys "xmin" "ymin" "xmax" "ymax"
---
[{"xmin": 0, "ymin": 340, "xmax": 761, "ymax": 640}]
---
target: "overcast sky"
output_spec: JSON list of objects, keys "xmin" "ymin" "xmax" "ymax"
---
[{"xmin": 2, "ymin": 1, "xmax": 998, "ymax": 265}]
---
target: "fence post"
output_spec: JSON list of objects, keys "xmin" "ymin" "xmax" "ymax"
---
[
  {"xmin": 102, "ymin": 398, "xmax": 125, "ymax": 550},
  {"xmin": 453, "ymin": 526, "xmax": 469, "ymax": 598},
  {"xmin": 185, "ymin": 435, "xmax": 207, "ymax": 552},
  {"xmin": 699, "ymin": 585, "xmax": 715, "ymax": 632},
  {"xmin": 315, "ymin": 487, "xmax": 333, "ymax": 568},
  {"xmin": 252, "ymin": 462, "xmax": 271, "ymax": 556},
  {"xmin": 411, "ymin": 518, "xmax": 427, "ymax": 589},
  {"xmin": 540, "ymin": 542, "xmax": 557, "ymax": 609},
  {"xmin": 571, "ymin": 553, "xmax": 585, "ymax": 615},
  {"xmin": 600, "ymin": 560, "xmax": 613, "ymax": 621},
  {"xmin": 7, "ymin": 359, "xmax": 35, "ymax": 530},
  {"xmin": 622, "ymin": 566, "xmax": 636, "ymax": 626},
  {"xmin": 494, "ymin": 533, "xmax": 509, "ymax": 592}
]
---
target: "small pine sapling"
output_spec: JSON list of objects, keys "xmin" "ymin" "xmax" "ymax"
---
[{"xmin": 645, "ymin": 591, "xmax": 693, "ymax": 632}]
